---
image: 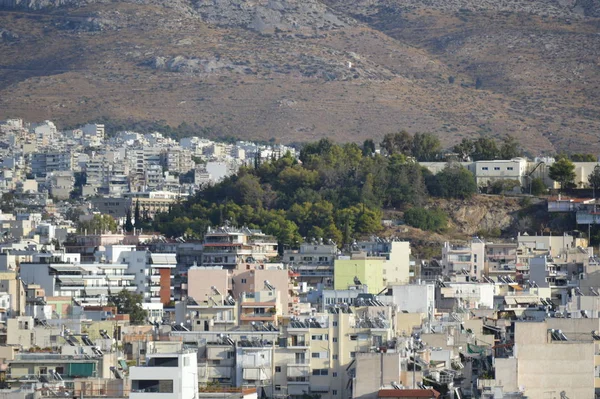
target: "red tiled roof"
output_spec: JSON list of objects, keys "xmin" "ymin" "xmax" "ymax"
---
[{"xmin": 378, "ymin": 389, "xmax": 440, "ymax": 398}]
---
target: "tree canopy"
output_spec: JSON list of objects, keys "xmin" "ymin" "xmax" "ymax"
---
[
  {"xmin": 153, "ymin": 138, "xmax": 458, "ymax": 246},
  {"xmin": 588, "ymin": 165, "xmax": 600, "ymax": 198},
  {"xmin": 109, "ymin": 289, "xmax": 147, "ymax": 324},
  {"xmin": 549, "ymin": 158, "xmax": 576, "ymax": 192},
  {"xmin": 453, "ymin": 136, "xmax": 521, "ymax": 161},
  {"xmin": 77, "ymin": 214, "xmax": 118, "ymax": 234}
]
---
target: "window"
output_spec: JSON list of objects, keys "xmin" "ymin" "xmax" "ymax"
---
[
  {"xmin": 275, "ymin": 385, "xmax": 281, "ymax": 391},
  {"xmin": 507, "ymin": 167, "xmax": 514, "ymax": 170},
  {"xmin": 289, "ymin": 256, "xmax": 295, "ymax": 261},
  {"xmin": 312, "ymin": 369, "xmax": 329, "ymax": 376},
  {"xmin": 494, "ymin": 167, "xmax": 500, "ymax": 170},
  {"xmin": 311, "ymin": 351, "xmax": 328, "ymax": 359},
  {"xmin": 333, "ymin": 390, "xmax": 338, "ymax": 395},
  {"xmin": 350, "ymin": 335, "xmax": 357, "ymax": 341},
  {"xmin": 275, "ymin": 366, "xmax": 281, "ymax": 373},
  {"xmin": 311, "ymin": 334, "xmax": 328, "ymax": 341},
  {"xmin": 482, "ymin": 167, "xmax": 488, "ymax": 170},
  {"xmin": 241, "ymin": 279, "xmax": 247, "ymax": 283},
  {"xmin": 333, "ymin": 372, "xmax": 337, "ymax": 377},
  {"xmin": 333, "ymin": 355, "xmax": 338, "ymax": 360},
  {"xmin": 333, "ymin": 338, "xmax": 337, "ymax": 343},
  {"xmin": 333, "ymin": 321, "xmax": 338, "ymax": 327},
  {"xmin": 350, "ymin": 352, "xmax": 356, "ymax": 358}
]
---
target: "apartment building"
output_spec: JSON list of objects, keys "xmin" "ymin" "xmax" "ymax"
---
[
  {"xmin": 130, "ymin": 350, "xmax": 198, "ymax": 398},
  {"xmin": 30, "ymin": 151, "xmax": 72, "ymax": 178},
  {"xmin": 490, "ymin": 319, "xmax": 597, "ymax": 399},
  {"xmin": 19, "ymin": 257, "xmax": 137, "ymax": 306},
  {"xmin": 334, "ymin": 254, "xmax": 385, "ymax": 294},
  {"xmin": 441, "ymin": 239, "xmax": 485, "ymax": 280},
  {"xmin": 283, "ymin": 243, "xmax": 337, "ymax": 289},
  {"xmin": 201, "ymin": 226, "xmax": 278, "ymax": 269},
  {"xmin": 172, "ymin": 303, "xmax": 395, "ymax": 399}
]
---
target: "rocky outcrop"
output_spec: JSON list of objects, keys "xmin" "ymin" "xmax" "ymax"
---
[
  {"xmin": 325, "ymin": 0, "xmax": 599, "ymax": 19},
  {"xmin": 0, "ymin": 28, "xmax": 19, "ymax": 41},
  {"xmin": 145, "ymin": 56, "xmax": 248, "ymax": 75},
  {"xmin": 0, "ymin": 0, "xmax": 74, "ymax": 9},
  {"xmin": 432, "ymin": 196, "xmax": 526, "ymax": 236},
  {"xmin": 194, "ymin": 0, "xmax": 352, "ymax": 34}
]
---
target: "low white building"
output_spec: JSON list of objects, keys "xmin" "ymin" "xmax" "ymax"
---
[{"xmin": 130, "ymin": 350, "xmax": 198, "ymax": 398}]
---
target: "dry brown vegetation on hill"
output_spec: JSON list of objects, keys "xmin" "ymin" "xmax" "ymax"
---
[{"xmin": 0, "ymin": 0, "xmax": 599, "ymax": 153}]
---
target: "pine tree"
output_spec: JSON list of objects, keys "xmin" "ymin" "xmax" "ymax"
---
[{"xmin": 125, "ymin": 209, "xmax": 134, "ymax": 232}]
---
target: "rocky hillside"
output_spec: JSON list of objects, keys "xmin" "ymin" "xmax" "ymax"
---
[{"xmin": 0, "ymin": 0, "xmax": 599, "ymax": 153}]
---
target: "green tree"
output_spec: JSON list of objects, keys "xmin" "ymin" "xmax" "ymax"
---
[
  {"xmin": 428, "ymin": 164, "xmax": 477, "ymax": 199},
  {"xmin": 500, "ymin": 136, "xmax": 521, "ymax": 159},
  {"xmin": 453, "ymin": 138, "xmax": 474, "ymax": 161},
  {"xmin": 362, "ymin": 139, "xmax": 376, "ymax": 156},
  {"xmin": 109, "ymin": 289, "xmax": 147, "ymax": 325},
  {"xmin": 134, "ymin": 200, "xmax": 141, "ymax": 229},
  {"xmin": 589, "ymin": 165, "xmax": 600, "ymax": 199},
  {"xmin": 381, "ymin": 131, "xmax": 413, "ymax": 156},
  {"xmin": 124, "ymin": 209, "xmax": 134, "ymax": 232},
  {"xmin": 471, "ymin": 137, "xmax": 499, "ymax": 161},
  {"xmin": 77, "ymin": 214, "xmax": 118, "ymax": 234},
  {"xmin": 411, "ymin": 132, "xmax": 441, "ymax": 162},
  {"xmin": 530, "ymin": 177, "xmax": 547, "ymax": 196},
  {"xmin": 0, "ymin": 192, "xmax": 15, "ymax": 213},
  {"xmin": 549, "ymin": 158, "xmax": 576, "ymax": 192}
]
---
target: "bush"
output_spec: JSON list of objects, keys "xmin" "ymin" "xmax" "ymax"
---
[
  {"xmin": 404, "ymin": 207, "xmax": 447, "ymax": 232},
  {"xmin": 530, "ymin": 177, "xmax": 547, "ymax": 196}
]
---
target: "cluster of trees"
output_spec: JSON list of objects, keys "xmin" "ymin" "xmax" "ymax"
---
[
  {"xmin": 154, "ymin": 138, "xmax": 478, "ymax": 247},
  {"xmin": 124, "ymin": 201, "xmax": 152, "ymax": 232},
  {"xmin": 453, "ymin": 136, "xmax": 521, "ymax": 161},
  {"xmin": 379, "ymin": 131, "xmax": 441, "ymax": 161},
  {"xmin": 77, "ymin": 214, "xmax": 118, "ymax": 234}
]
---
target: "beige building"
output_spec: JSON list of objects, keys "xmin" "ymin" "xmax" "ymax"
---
[
  {"xmin": 272, "ymin": 306, "xmax": 396, "ymax": 399},
  {"xmin": 0, "ymin": 270, "xmax": 25, "ymax": 316},
  {"xmin": 492, "ymin": 319, "xmax": 596, "ymax": 399}
]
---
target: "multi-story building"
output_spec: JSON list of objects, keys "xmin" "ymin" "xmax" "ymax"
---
[
  {"xmin": 334, "ymin": 253, "xmax": 385, "ymax": 294},
  {"xmin": 441, "ymin": 238, "xmax": 486, "ymax": 280},
  {"xmin": 30, "ymin": 151, "xmax": 72, "ymax": 178},
  {"xmin": 19, "ymin": 256, "xmax": 137, "ymax": 306},
  {"xmin": 130, "ymin": 350, "xmax": 199, "ymax": 398},
  {"xmin": 113, "ymin": 247, "xmax": 176, "ymax": 305},
  {"xmin": 489, "ymin": 319, "xmax": 597, "ymax": 399},
  {"xmin": 201, "ymin": 227, "xmax": 278, "ymax": 269},
  {"xmin": 283, "ymin": 243, "xmax": 337, "ymax": 289},
  {"xmin": 171, "ymin": 302, "xmax": 396, "ymax": 399}
]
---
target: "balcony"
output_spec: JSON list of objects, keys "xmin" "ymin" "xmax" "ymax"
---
[
  {"xmin": 240, "ymin": 313, "xmax": 275, "ymax": 322},
  {"xmin": 287, "ymin": 363, "xmax": 310, "ymax": 378}
]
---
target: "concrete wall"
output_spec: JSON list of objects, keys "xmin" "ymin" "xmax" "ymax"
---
[
  {"xmin": 354, "ymin": 353, "xmax": 402, "ymax": 399},
  {"xmin": 390, "ymin": 284, "xmax": 435, "ymax": 314},
  {"xmin": 514, "ymin": 321, "xmax": 594, "ymax": 399},
  {"xmin": 187, "ymin": 267, "xmax": 229, "ymax": 303},
  {"xmin": 494, "ymin": 357, "xmax": 518, "ymax": 393},
  {"xmin": 334, "ymin": 258, "xmax": 384, "ymax": 294}
]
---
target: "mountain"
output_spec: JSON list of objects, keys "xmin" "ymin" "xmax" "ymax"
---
[{"xmin": 0, "ymin": 0, "xmax": 599, "ymax": 153}]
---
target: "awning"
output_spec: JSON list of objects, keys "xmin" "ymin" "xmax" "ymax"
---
[{"xmin": 150, "ymin": 254, "xmax": 177, "ymax": 266}]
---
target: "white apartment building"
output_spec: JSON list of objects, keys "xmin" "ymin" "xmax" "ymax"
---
[
  {"xmin": 130, "ymin": 350, "xmax": 198, "ymax": 398},
  {"xmin": 441, "ymin": 239, "xmax": 485, "ymax": 279}
]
